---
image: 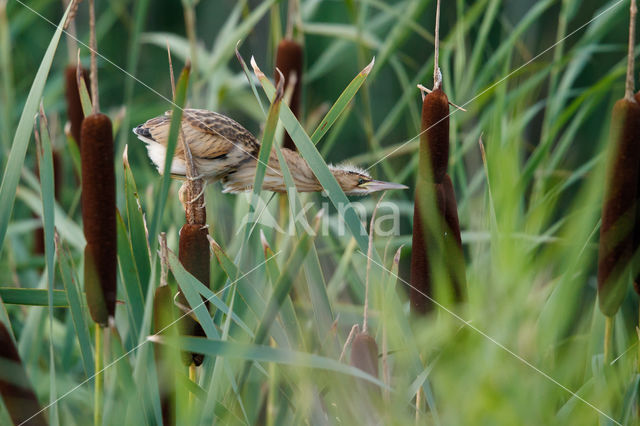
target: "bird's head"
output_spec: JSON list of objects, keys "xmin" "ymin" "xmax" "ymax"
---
[{"xmin": 330, "ymin": 165, "xmax": 408, "ymax": 196}]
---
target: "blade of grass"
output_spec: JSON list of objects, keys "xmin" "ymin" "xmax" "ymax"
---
[
  {"xmin": 250, "ymin": 57, "xmax": 370, "ymax": 251},
  {"xmin": 242, "ymin": 67, "xmax": 284, "ymax": 243},
  {"xmin": 167, "ymin": 249, "xmax": 251, "ymax": 423},
  {"xmin": 36, "ymin": 107, "xmax": 58, "ymax": 424},
  {"xmin": 239, "ymin": 229, "xmax": 316, "ymax": 388},
  {"xmin": 0, "ymin": 288, "xmax": 68, "ymax": 307},
  {"xmin": 76, "ymin": 66, "xmax": 92, "ymax": 117},
  {"xmin": 151, "ymin": 335, "xmax": 387, "ymax": 388},
  {"xmin": 0, "ymin": 0, "xmax": 13, "ymax": 155},
  {"xmin": 205, "ymin": 0, "xmax": 276, "ymax": 74},
  {"xmin": 123, "ymin": 147, "xmax": 151, "ymax": 296},
  {"xmin": 310, "ymin": 58, "xmax": 374, "ymax": 144},
  {"xmin": 148, "ymin": 64, "xmax": 189, "ymax": 248},
  {"xmin": 167, "ymin": 249, "xmax": 253, "ymax": 336},
  {"xmin": 116, "ymin": 210, "xmax": 145, "ymax": 340},
  {"xmin": 57, "ymin": 237, "xmax": 94, "ymax": 377},
  {"xmin": 0, "ymin": 1, "xmax": 72, "ymax": 255}
]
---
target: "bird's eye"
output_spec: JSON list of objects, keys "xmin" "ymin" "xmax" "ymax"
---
[{"xmin": 358, "ymin": 178, "xmax": 366, "ymax": 185}]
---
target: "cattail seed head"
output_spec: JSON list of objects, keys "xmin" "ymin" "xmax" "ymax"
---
[
  {"xmin": 178, "ymin": 224, "xmax": 210, "ymax": 288},
  {"xmin": 419, "ymin": 88, "xmax": 449, "ymax": 184},
  {"xmin": 81, "ymin": 113, "xmax": 116, "ymax": 326},
  {"xmin": 350, "ymin": 332, "xmax": 379, "ymax": 378},
  {"xmin": 441, "ymin": 174, "xmax": 466, "ymax": 299},
  {"xmin": 65, "ymin": 65, "xmax": 89, "ymax": 147},
  {"xmin": 410, "ymin": 180, "xmax": 446, "ymax": 314},
  {"xmin": 0, "ymin": 323, "xmax": 47, "ymax": 426},
  {"xmin": 275, "ymin": 39, "xmax": 303, "ymax": 151},
  {"xmin": 597, "ymin": 99, "xmax": 640, "ymax": 316},
  {"xmin": 177, "ymin": 223, "xmax": 211, "ymax": 366}
]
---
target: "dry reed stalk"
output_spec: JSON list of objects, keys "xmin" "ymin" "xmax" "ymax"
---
[
  {"xmin": 0, "ymin": 322, "xmax": 47, "ymax": 426},
  {"xmin": 597, "ymin": 0, "xmax": 640, "ymax": 317}
]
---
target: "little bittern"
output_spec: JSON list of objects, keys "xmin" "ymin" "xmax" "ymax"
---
[{"xmin": 133, "ymin": 109, "xmax": 407, "ymax": 195}]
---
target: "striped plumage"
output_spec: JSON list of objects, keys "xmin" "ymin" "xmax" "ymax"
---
[{"xmin": 133, "ymin": 109, "xmax": 407, "ymax": 195}]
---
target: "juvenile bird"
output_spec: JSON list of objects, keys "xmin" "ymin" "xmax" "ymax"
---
[{"xmin": 133, "ymin": 109, "xmax": 407, "ymax": 195}]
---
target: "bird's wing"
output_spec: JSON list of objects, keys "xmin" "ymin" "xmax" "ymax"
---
[{"xmin": 142, "ymin": 109, "xmax": 260, "ymax": 160}]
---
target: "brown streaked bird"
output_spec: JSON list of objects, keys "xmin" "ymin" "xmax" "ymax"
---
[{"xmin": 133, "ymin": 109, "xmax": 407, "ymax": 195}]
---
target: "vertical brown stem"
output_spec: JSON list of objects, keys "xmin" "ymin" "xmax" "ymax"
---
[{"xmin": 88, "ymin": 0, "xmax": 99, "ymax": 114}]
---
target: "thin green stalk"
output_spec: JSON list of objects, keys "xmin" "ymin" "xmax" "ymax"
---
[
  {"xmin": 94, "ymin": 324, "xmax": 103, "ymax": 426},
  {"xmin": 267, "ymin": 338, "xmax": 277, "ymax": 426},
  {"xmin": 604, "ymin": 316, "xmax": 613, "ymax": 364},
  {"xmin": 189, "ymin": 364, "xmax": 196, "ymax": 408}
]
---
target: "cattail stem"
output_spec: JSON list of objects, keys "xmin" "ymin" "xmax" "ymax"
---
[
  {"xmin": 625, "ymin": 0, "xmax": 637, "ymax": 102},
  {"xmin": 188, "ymin": 364, "xmax": 196, "ymax": 407},
  {"xmin": 433, "ymin": 0, "xmax": 440, "ymax": 89},
  {"xmin": 94, "ymin": 323, "xmax": 103, "ymax": 426},
  {"xmin": 285, "ymin": 0, "xmax": 296, "ymax": 40},
  {"xmin": 267, "ymin": 337, "xmax": 277, "ymax": 426},
  {"xmin": 604, "ymin": 316, "xmax": 613, "ymax": 363},
  {"xmin": 415, "ymin": 385, "xmax": 422, "ymax": 424},
  {"xmin": 88, "ymin": 0, "xmax": 99, "ymax": 114}
]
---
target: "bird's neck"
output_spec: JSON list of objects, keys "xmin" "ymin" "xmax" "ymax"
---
[{"xmin": 263, "ymin": 148, "xmax": 325, "ymax": 192}]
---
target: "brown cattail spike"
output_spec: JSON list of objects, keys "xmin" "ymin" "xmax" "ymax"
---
[
  {"xmin": 420, "ymin": 88, "xmax": 449, "ymax": 184},
  {"xmin": 410, "ymin": 181, "xmax": 446, "ymax": 313},
  {"xmin": 275, "ymin": 39, "xmax": 303, "ymax": 151},
  {"xmin": 81, "ymin": 113, "xmax": 116, "ymax": 326},
  {"xmin": 177, "ymin": 223, "xmax": 210, "ymax": 366},
  {"xmin": 350, "ymin": 332, "xmax": 379, "ymax": 378},
  {"xmin": 65, "ymin": 65, "xmax": 89, "ymax": 147},
  {"xmin": 441, "ymin": 174, "xmax": 466, "ymax": 298},
  {"xmin": 597, "ymin": 99, "xmax": 640, "ymax": 316},
  {"xmin": 0, "ymin": 323, "xmax": 47, "ymax": 426}
]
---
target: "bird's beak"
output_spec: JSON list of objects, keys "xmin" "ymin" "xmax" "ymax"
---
[{"xmin": 360, "ymin": 180, "xmax": 409, "ymax": 192}]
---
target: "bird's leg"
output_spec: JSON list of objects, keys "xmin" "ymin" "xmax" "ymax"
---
[
  {"xmin": 185, "ymin": 173, "xmax": 205, "ymax": 181},
  {"xmin": 185, "ymin": 180, "xmax": 207, "ymax": 207}
]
